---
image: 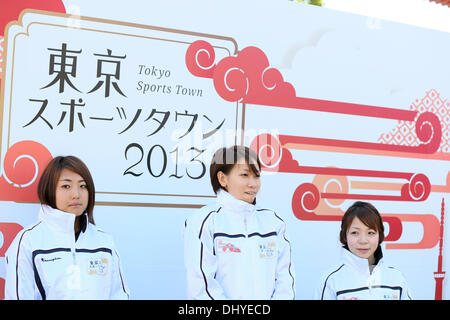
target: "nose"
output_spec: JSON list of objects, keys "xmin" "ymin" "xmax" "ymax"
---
[
  {"xmin": 359, "ymin": 233, "xmax": 369, "ymax": 243},
  {"xmin": 72, "ymin": 186, "xmax": 81, "ymax": 199},
  {"xmin": 248, "ymin": 177, "xmax": 258, "ymax": 188}
]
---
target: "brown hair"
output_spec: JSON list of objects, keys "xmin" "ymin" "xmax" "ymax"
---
[
  {"xmin": 38, "ymin": 155, "xmax": 95, "ymax": 224},
  {"xmin": 340, "ymin": 201, "xmax": 384, "ymax": 246},
  {"xmin": 209, "ymin": 145, "xmax": 261, "ymax": 194}
]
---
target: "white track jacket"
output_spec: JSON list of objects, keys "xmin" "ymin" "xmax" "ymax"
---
[
  {"xmin": 184, "ymin": 190, "xmax": 295, "ymax": 300},
  {"xmin": 315, "ymin": 247, "xmax": 411, "ymax": 300},
  {"xmin": 5, "ymin": 205, "xmax": 129, "ymax": 300}
]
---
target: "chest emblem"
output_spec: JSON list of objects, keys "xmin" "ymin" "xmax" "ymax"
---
[
  {"xmin": 217, "ymin": 239, "xmax": 241, "ymax": 253},
  {"xmin": 88, "ymin": 258, "xmax": 109, "ymax": 275},
  {"xmin": 259, "ymin": 241, "xmax": 276, "ymax": 258}
]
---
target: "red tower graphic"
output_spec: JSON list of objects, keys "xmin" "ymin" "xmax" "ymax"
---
[{"xmin": 434, "ymin": 198, "xmax": 446, "ymax": 300}]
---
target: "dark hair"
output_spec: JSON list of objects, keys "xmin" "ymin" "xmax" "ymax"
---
[
  {"xmin": 38, "ymin": 156, "xmax": 95, "ymax": 224},
  {"xmin": 340, "ymin": 201, "xmax": 384, "ymax": 246},
  {"xmin": 209, "ymin": 145, "xmax": 261, "ymax": 194}
]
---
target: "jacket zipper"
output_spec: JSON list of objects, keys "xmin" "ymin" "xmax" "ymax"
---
[
  {"xmin": 244, "ymin": 217, "xmax": 248, "ymax": 238},
  {"xmin": 72, "ymin": 232, "xmax": 77, "ymax": 264}
]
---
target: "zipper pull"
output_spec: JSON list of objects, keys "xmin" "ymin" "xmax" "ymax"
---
[{"xmin": 244, "ymin": 217, "xmax": 248, "ymax": 237}]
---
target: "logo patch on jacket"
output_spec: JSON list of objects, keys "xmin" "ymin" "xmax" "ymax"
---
[
  {"xmin": 41, "ymin": 256, "xmax": 62, "ymax": 262},
  {"xmin": 88, "ymin": 258, "xmax": 109, "ymax": 275},
  {"xmin": 217, "ymin": 239, "xmax": 241, "ymax": 253},
  {"xmin": 259, "ymin": 241, "xmax": 276, "ymax": 259}
]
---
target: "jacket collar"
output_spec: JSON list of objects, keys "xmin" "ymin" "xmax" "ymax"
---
[
  {"xmin": 216, "ymin": 189, "xmax": 256, "ymax": 218},
  {"xmin": 39, "ymin": 204, "xmax": 88, "ymax": 235},
  {"xmin": 341, "ymin": 246, "xmax": 384, "ymax": 274}
]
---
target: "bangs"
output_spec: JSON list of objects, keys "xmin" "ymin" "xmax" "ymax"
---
[
  {"xmin": 354, "ymin": 209, "xmax": 381, "ymax": 232},
  {"xmin": 247, "ymin": 161, "xmax": 261, "ymax": 176}
]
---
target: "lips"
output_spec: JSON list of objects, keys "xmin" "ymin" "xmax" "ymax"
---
[{"xmin": 69, "ymin": 203, "xmax": 82, "ymax": 207}]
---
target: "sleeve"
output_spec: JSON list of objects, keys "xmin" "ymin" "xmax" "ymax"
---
[
  {"xmin": 183, "ymin": 211, "xmax": 228, "ymax": 300},
  {"xmin": 4, "ymin": 231, "xmax": 37, "ymax": 300},
  {"xmin": 271, "ymin": 220, "xmax": 296, "ymax": 300},
  {"xmin": 313, "ymin": 273, "xmax": 337, "ymax": 300},
  {"xmin": 399, "ymin": 272, "xmax": 412, "ymax": 300},
  {"xmin": 109, "ymin": 242, "xmax": 130, "ymax": 300}
]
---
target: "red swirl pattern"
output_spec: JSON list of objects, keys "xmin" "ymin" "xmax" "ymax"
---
[
  {"xmin": 291, "ymin": 183, "xmax": 323, "ymax": 221},
  {"xmin": 249, "ymin": 133, "xmax": 282, "ymax": 169},
  {"xmin": 415, "ymin": 112, "xmax": 442, "ymax": 153},
  {"xmin": 0, "ymin": 140, "xmax": 53, "ymax": 202},
  {"xmin": 401, "ymin": 173, "xmax": 431, "ymax": 201},
  {"xmin": 185, "ymin": 40, "xmax": 216, "ymax": 78}
]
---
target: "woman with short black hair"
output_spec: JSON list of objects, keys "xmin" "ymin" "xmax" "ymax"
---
[{"xmin": 184, "ymin": 145, "xmax": 295, "ymax": 300}]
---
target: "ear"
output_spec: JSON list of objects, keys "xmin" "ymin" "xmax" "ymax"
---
[{"xmin": 217, "ymin": 171, "xmax": 228, "ymax": 189}]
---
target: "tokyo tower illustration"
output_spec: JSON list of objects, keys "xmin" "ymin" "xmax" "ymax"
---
[{"xmin": 434, "ymin": 198, "xmax": 446, "ymax": 300}]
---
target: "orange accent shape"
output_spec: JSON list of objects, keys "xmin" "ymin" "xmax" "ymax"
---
[
  {"xmin": 312, "ymin": 172, "xmax": 348, "ymax": 215},
  {"xmin": 0, "ymin": 140, "xmax": 53, "ymax": 202},
  {"xmin": 431, "ymin": 171, "xmax": 450, "ymax": 193},
  {"xmin": 385, "ymin": 214, "xmax": 440, "ymax": 250}
]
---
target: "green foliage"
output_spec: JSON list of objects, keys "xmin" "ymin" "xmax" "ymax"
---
[{"xmin": 289, "ymin": 0, "xmax": 323, "ymax": 6}]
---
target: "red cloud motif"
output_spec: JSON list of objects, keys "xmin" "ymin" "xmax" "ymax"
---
[
  {"xmin": 213, "ymin": 46, "xmax": 297, "ymax": 106},
  {"xmin": 185, "ymin": 40, "xmax": 216, "ymax": 78},
  {"xmin": 0, "ymin": 0, "xmax": 66, "ymax": 36},
  {"xmin": 0, "ymin": 140, "xmax": 53, "ymax": 202}
]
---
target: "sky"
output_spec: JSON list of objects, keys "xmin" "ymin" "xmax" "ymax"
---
[{"xmin": 323, "ymin": 0, "xmax": 450, "ymax": 33}]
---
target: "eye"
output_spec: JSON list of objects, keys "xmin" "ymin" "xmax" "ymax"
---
[
  {"xmin": 80, "ymin": 184, "xmax": 88, "ymax": 189},
  {"xmin": 61, "ymin": 184, "xmax": 70, "ymax": 189}
]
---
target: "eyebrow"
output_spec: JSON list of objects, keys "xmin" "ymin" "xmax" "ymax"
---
[
  {"xmin": 58, "ymin": 178, "xmax": 86, "ymax": 183},
  {"xmin": 349, "ymin": 226, "xmax": 376, "ymax": 231}
]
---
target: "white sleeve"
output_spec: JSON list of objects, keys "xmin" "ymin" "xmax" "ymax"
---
[
  {"xmin": 5, "ymin": 231, "xmax": 38, "ymax": 300},
  {"xmin": 314, "ymin": 268, "xmax": 338, "ymax": 300},
  {"xmin": 183, "ymin": 211, "xmax": 228, "ymax": 300},
  {"xmin": 271, "ymin": 220, "xmax": 296, "ymax": 300},
  {"xmin": 400, "ymin": 272, "xmax": 412, "ymax": 300},
  {"xmin": 109, "ymin": 244, "xmax": 130, "ymax": 300}
]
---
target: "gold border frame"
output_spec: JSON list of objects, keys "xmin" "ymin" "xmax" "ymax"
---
[{"xmin": 0, "ymin": 9, "xmax": 240, "ymax": 208}]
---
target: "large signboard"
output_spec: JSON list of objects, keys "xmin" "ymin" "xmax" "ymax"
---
[{"xmin": 0, "ymin": 0, "xmax": 449, "ymax": 299}]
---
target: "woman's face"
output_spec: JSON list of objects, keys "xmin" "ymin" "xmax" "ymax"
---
[
  {"xmin": 346, "ymin": 217, "xmax": 379, "ymax": 265},
  {"xmin": 55, "ymin": 168, "xmax": 89, "ymax": 216},
  {"xmin": 218, "ymin": 159, "xmax": 261, "ymax": 204}
]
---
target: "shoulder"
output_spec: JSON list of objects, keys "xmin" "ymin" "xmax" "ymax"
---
[
  {"xmin": 85, "ymin": 223, "xmax": 117, "ymax": 247},
  {"xmin": 314, "ymin": 263, "xmax": 346, "ymax": 299},
  {"xmin": 380, "ymin": 261, "xmax": 408, "ymax": 281},
  {"xmin": 319, "ymin": 263, "xmax": 347, "ymax": 284},
  {"xmin": 256, "ymin": 207, "xmax": 287, "ymax": 228},
  {"xmin": 12, "ymin": 221, "xmax": 43, "ymax": 244},
  {"xmin": 5, "ymin": 221, "xmax": 43, "ymax": 258},
  {"xmin": 186, "ymin": 201, "xmax": 222, "ymax": 226}
]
